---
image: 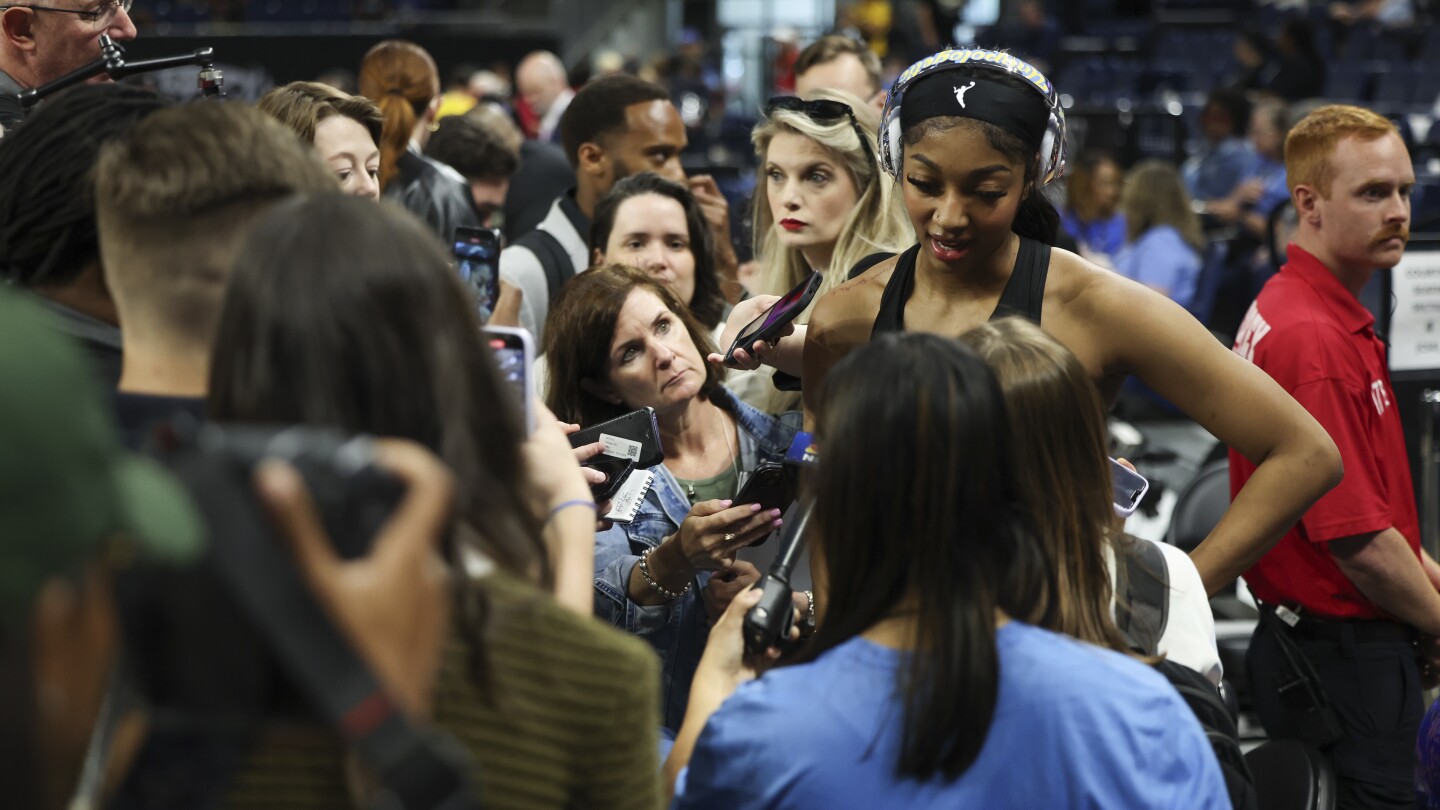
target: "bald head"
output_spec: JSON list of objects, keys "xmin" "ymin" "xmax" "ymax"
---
[{"xmin": 517, "ymin": 51, "xmax": 569, "ymax": 116}]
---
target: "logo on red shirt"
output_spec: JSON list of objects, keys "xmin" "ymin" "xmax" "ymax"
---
[
  {"xmin": 1370, "ymin": 379, "xmax": 1392, "ymax": 415},
  {"xmin": 1233, "ymin": 302, "xmax": 1272, "ymax": 363}
]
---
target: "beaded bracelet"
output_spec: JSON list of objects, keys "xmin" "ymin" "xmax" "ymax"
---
[{"xmin": 639, "ymin": 546, "xmax": 691, "ymax": 601}]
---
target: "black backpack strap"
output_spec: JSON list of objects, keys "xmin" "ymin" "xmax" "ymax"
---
[
  {"xmin": 516, "ymin": 227, "xmax": 576, "ymax": 302},
  {"xmin": 1114, "ymin": 537, "xmax": 1170, "ymax": 656}
]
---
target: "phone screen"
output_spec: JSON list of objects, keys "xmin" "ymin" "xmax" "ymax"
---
[
  {"xmin": 483, "ymin": 327, "xmax": 534, "ymax": 433},
  {"xmin": 454, "ymin": 227, "xmax": 501, "ymax": 322},
  {"xmin": 735, "ymin": 274, "xmax": 816, "ymax": 344},
  {"xmin": 1110, "ymin": 459, "xmax": 1148, "ymax": 517}
]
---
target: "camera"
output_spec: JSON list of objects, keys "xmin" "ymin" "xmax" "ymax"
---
[{"xmin": 117, "ymin": 423, "xmax": 406, "ymax": 728}]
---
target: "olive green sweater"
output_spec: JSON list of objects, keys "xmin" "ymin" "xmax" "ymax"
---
[{"xmin": 227, "ymin": 570, "xmax": 663, "ymax": 809}]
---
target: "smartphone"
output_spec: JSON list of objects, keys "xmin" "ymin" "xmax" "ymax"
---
[
  {"xmin": 568, "ymin": 407, "xmax": 664, "ymax": 468},
  {"xmin": 735, "ymin": 462, "xmax": 797, "ymax": 545},
  {"xmin": 723, "ymin": 271, "xmax": 824, "ymax": 365},
  {"xmin": 482, "ymin": 326, "xmax": 535, "ymax": 434},
  {"xmin": 454, "ymin": 226, "xmax": 502, "ymax": 323},
  {"xmin": 1111, "ymin": 458, "xmax": 1149, "ymax": 518},
  {"xmin": 586, "ymin": 455, "xmax": 636, "ymax": 501}
]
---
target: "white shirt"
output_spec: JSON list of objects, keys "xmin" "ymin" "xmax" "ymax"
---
[
  {"xmin": 537, "ymin": 88, "xmax": 575, "ymax": 143},
  {"xmin": 1108, "ymin": 538, "xmax": 1224, "ymax": 686}
]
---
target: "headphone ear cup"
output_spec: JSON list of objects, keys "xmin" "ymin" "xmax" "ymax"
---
[
  {"xmin": 1036, "ymin": 128, "xmax": 1056, "ymax": 190},
  {"xmin": 883, "ymin": 111, "xmax": 903, "ymax": 176}
]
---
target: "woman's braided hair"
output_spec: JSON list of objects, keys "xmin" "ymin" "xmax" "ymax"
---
[{"xmin": 0, "ymin": 84, "xmax": 170, "ymax": 287}]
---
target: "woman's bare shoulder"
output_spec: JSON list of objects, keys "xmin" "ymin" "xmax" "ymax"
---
[{"xmin": 811, "ymin": 256, "xmax": 894, "ymax": 335}]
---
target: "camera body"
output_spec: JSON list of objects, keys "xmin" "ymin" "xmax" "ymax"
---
[{"xmin": 117, "ymin": 423, "xmax": 405, "ymax": 726}]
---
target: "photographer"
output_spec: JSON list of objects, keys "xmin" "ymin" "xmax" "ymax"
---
[
  {"xmin": 209, "ymin": 194, "xmax": 663, "ymax": 807},
  {"xmin": 0, "ymin": 284, "xmax": 456, "ymax": 810},
  {"xmin": 0, "ymin": 0, "xmax": 139, "ymax": 132},
  {"xmin": 665, "ymin": 334, "xmax": 1227, "ymax": 807},
  {"xmin": 543, "ymin": 264, "xmax": 801, "ymax": 731}
]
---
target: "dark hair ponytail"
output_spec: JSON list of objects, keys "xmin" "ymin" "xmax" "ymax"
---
[{"xmin": 1013, "ymin": 188, "xmax": 1060, "ymax": 245}]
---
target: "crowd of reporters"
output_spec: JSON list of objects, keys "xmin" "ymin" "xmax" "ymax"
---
[{"xmin": 0, "ymin": 7, "xmax": 1434, "ymax": 808}]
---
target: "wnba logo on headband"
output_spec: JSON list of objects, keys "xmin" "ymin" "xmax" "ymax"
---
[{"xmin": 879, "ymin": 46, "xmax": 1067, "ymax": 189}]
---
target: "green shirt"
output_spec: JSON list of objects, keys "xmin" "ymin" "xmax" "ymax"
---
[{"xmin": 674, "ymin": 465, "xmax": 740, "ymax": 506}]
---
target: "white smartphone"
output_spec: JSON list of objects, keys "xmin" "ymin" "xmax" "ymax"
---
[
  {"xmin": 482, "ymin": 326, "xmax": 535, "ymax": 433},
  {"xmin": 1111, "ymin": 458, "xmax": 1149, "ymax": 518}
]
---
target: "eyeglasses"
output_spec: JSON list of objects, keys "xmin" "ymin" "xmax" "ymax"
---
[
  {"xmin": 0, "ymin": 0, "xmax": 132, "ymax": 25},
  {"xmin": 764, "ymin": 96, "xmax": 874, "ymax": 164}
]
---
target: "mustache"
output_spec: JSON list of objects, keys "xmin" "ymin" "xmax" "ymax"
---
[{"xmin": 1375, "ymin": 227, "xmax": 1410, "ymax": 244}]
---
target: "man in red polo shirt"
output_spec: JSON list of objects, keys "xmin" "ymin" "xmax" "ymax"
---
[{"xmin": 1231, "ymin": 104, "xmax": 1440, "ymax": 808}]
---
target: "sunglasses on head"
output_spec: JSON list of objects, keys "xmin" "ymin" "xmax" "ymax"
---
[{"xmin": 765, "ymin": 96, "xmax": 874, "ymax": 163}]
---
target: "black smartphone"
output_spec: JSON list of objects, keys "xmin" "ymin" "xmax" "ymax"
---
[
  {"xmin": 735, "ymin": 462, "xmax": 796, "ymax": 545},
  {"xmin": 482, "ymin": 326, "xmax": 535, "ymax": 434},
  {"xmin": 454, "ymin": 226, "xmax": 502, "ymax": 322},
  {"xmin": 723, "ymin": 271, "xmax": 823, "ymax": 365},
  {"xmin": 569, "ymin": 407, "xmax": 664, "ymax": 468},
  {"xmin": 587, "ymin": 455, "xmax": 636, "ymax": 501}
]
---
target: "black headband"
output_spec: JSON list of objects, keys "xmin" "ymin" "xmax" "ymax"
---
[{"xmin": 899, "ymin": 72, "xmax": 1050, "ymax": 151}]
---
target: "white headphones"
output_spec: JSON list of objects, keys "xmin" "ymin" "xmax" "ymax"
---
[{"xmin": 879, "ymin": 48, "xmax": 1067, "ymax": 191}]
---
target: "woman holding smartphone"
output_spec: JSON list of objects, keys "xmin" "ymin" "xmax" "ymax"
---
[
  {"xmin": 741, "ymin": 89, "xmax": 912, "ymax": 411},
  {"xmin": 210, "ymin": 194, "xmax": 664, "ymax": 807},
  {"xmin": 797, "ymin": 48, "xmax": 1340, "ymax": 596},
  {"xmin": 544, "ymin": 264, "xmax": 801, "ymax": 732},
  {"xmin": 961, "ymin": 317, "xmax": 1221, "ymax": 683},
  {"xmin": 665, "ymin": 333, "xmax": 1228, "ymax": 807}
]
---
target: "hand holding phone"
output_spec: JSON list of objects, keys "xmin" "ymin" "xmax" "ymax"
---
[
  {"xmin": 722, "ymin": 272, "xmax": 823, "ymax": 366},
  {"xmin": 567, "ymin": 407, "xmax": 664, "ymax": 468},
  {"xmin": 454, "ymin": 226, "xmax": 501, "ymax": 322},
  {"xmin": 1111, "ymin": 458, "xmax": 1149, "ymax": 518},
  {"xmin": 482, "ymin": 326, "xmax": 535, "ymax": 434},
  {"xmin": 733, "ymin": 462, "xmax": 797, "ymax": 545}
]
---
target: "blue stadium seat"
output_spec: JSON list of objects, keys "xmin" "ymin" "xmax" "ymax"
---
[
  {"xmin": 1372, "ymin": 65, "xmax": 1422, "ymax": 108},
  {"xmin": 1323, "ymin": 63, "xmax": 1370, "ymax": 102},
  {"xmin": 1413, "ymin": 177, "xmax": 1440, "ymax": 233}
]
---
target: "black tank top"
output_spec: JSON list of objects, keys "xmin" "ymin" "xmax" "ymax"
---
[{"xmin": 870, "ymin": 237, "xmax": 1052, "ymax": 337}]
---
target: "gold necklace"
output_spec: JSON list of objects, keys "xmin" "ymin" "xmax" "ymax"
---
[{"xmin": 685, "ymin": 405, "xmax": 740, "ymax": 499}]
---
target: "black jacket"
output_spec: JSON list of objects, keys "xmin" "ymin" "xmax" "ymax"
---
[{"xmin": 385, "ymin": 146, "xmax": 480, "ymax": 242}]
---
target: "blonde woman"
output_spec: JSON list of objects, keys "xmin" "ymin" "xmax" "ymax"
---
[
  {"xmin": 724, "ymin": 90, "xmax": 911, "ymax": 410},
  {"xmin": 1115, "ymin": 159, "xmax": 1206, "ymax": 311},
  {"xmin": 750, "ymin": 89, "xmax": 911, "ymax": 304}
]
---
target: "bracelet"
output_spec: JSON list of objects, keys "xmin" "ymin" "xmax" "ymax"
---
[
  {"xmin": 639, "ymin": 546, "xmax": 691, "ymax": 601},
  {"xmin": 802, "ymin": 590, "xmax": 817, "ymax": 635},
  {"xmin": 546, "ymin": 499, "xmax": 597, "ymax": 526}
]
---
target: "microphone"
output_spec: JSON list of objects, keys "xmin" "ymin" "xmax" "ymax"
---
[{"xmin": 742, "ymin": 432, "xmax": 816, "ymax": 656}]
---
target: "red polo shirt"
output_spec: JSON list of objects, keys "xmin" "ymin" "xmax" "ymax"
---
[{"xmin": 1229, "ymin": 244, "xmax": 1421, "ymax": 620}]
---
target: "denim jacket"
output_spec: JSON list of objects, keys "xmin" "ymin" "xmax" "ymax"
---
[{"xmin": 592, "ymin": 387, "xmax": 801, "ymax": 731}]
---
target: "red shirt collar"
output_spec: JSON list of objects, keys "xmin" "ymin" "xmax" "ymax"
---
[{"xmin": 1282, "ymin": 244, "xmax": 1376, "ymax": 335}]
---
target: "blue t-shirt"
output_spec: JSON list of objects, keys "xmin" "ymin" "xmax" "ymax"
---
[
  {"xmin": 1183, "ymin": 137, "xmax": 1256, "ymax": 202},
  {"xmin": 1059, "ymin": 209, "xmax": 1128, "ymax": 258},
  {"xmin": 675, "ymin": 622, "xmax": 1228, "ymax": 809},
  {"xmin": 1115, "ymin": 225, "xmax": 1203, "ymax": 313}
]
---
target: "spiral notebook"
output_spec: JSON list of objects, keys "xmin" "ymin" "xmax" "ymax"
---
[{"xmin": 604, "ymin": 468, "xmax": 654, "ymax": 524}]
